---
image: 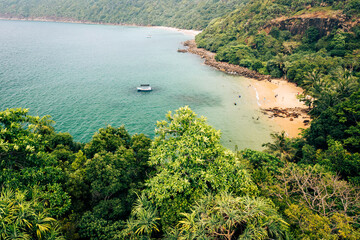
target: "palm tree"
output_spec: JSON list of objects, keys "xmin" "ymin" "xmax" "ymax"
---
[
  {"xmin": 333, "ymin": 69, "xmax": 359, "ymax": 101},
  {"xmin": 274, "ymin": 53, "xmax": 288, "ymax": 77},
  {"xmin": 300, "ymin": 68, "xmax": 359, "ymax": 116},
  {"xmin": 169, "ymin": 192, "xmax": 289, "ymax": 239},
  {"xmin": 262, "ymin": 131, "xmax": 296, "ymax": 162},
  {"xmin": 0, "ymin": 188, "xmax": 61, "ymax": 240},
  {"xmin": 303, "ymin": 69, "xmax": 323, "ymax": 91},
  {"xmin": 121, "ymin": 193, "xmax": 160, "ymax": 238}
]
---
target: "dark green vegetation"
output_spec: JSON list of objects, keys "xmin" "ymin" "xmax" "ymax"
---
[
  {"xmin": 0, "ymin": 0, "xmax": 245, "ymax": 30},
  {"xmin": 196, "ymin": 0, "xmax": 360, "ymax": 87},
  {"xmin": 1, "ymin": 0, "xmax": 360, "ymax": 238},
  {"xmin": 1, "ymin": 104, "xmax": 360, "ymax": 239},
  {"xmin": 196, "ymin": 0, "xmax": 360, "ymax": 176}
]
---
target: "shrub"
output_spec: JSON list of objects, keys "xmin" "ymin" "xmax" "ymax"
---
[
  {"xmin": 266, "ymin": 60, "xmax": 283, "ymax": 78},
  {"xmin": 239, "ymin": 58, "xmax": 253, "ymax": 68},
  {"xmin": 252, "ymin": 59, "xmax": 264, "ymax": 71}
]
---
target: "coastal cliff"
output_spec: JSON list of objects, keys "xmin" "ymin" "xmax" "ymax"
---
[{"xmin": 263, "ymin": 11, "xmax": 359, "ymax": 37}]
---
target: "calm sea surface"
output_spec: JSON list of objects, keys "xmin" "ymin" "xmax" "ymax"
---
[{"xmin": 0, "ymin": 20, "xmax": 279, "ymax": 150}]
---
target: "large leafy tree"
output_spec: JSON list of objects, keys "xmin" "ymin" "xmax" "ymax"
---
[
  {"xmin": 0, "ymin": 108, "xmax": 55, "ymax": 172},
  {"xmin": 0, "ymin": 108, "xmax": 72, "ymax": 218},
  {"xmin": 124, "ymin": 106, "xmax": 258, "ymax": 237},
  {"xmin": 77, "ymin": 126, "xmax": 152, "ymax": 239},
  {"xmin": 261, "ymin": 163, "xmax": 360, "ymax": 239}
]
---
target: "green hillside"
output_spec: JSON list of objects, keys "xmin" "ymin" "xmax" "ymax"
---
[
  {"xmin": 0, "ymin": 0, "xmax": 246, "ymax": 30},
  {"xmin": 196, "ymin": 0, "xmax": 360, "ymax": 85}
]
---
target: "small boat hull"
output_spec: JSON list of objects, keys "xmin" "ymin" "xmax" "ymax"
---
[
  {"xmin": 137, "ymin": 84, "xmax": 152, "ymax": 91},
  {"xmin": 137, "ymin": 88, "xmax": 152, "ymax": 92}
]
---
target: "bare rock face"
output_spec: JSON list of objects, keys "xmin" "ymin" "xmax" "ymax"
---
[
  {"xmin": 279, "ymin": 17, "xmax": 341, "ymax": 36},
  {"xmin": 263, "ymin": 11, "xmax": 356, "ymax": 37}
]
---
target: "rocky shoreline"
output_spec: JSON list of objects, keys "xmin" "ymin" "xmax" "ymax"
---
[
  {"xmin": 182, "ymin": 40, "xmax": 311, "ymax": 135},
  {"xmin": 262, "ymin": 107, "xmax": 310, "ymax": 124},
  {"xmin": 182, "ymin": 40, "xmax": 271, "ymax": 81}
]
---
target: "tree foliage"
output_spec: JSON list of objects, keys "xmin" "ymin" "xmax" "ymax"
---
[
  {"xmin": 168, "ymin": 193, "xmax": 289, "ymax": 240},
  {"xmin": 125, "ymin": 106, "xmax": 258, "ymax": 235},
  {"xmin": 1, "ymin": 105, "xmax": 360, "ymax": 239},
  {"xmin": 196, "ymin": 0, "xmax": 360, "ymax": 89},
  {"xmin": 0, "ymin": 0, "xmax": 245, "ymax": 30},
  {"xmin": 0, "ymin": 108, "xmax": 152, "ymax": 239},
  {"xmin": 0, "ymin": 188, "xmax": 64, "ymax": 240},
  {"xmin": 1, "ymin": 1, "xmax": 360, "ymax": 238}
]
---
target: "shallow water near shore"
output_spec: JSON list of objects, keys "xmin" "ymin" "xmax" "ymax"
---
[{"xmin": 0, "ymin": 20, "xmax": 278, "ymax": 150}]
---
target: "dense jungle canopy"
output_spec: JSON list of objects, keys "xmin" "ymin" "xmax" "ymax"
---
[{"xmin": 1, "ymin": 0, "xmax": 360, "ymax": 239}]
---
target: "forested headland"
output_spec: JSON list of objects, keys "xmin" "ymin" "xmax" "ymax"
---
[
  {"xmin": 196, "ymin": 0, "xmax": 360, "ymax": 110},
  {"xmin": 1, "ymin": 0, "xmax": 360, "ymax": 239},
  {"xmin": 0, "ymin": 0, "xmax": 245, "ymax": 30}
]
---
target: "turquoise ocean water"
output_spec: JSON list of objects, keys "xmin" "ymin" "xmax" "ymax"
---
[{"xmin": 0, "ymin": 20, "xmax": 279, "ymax": 150}]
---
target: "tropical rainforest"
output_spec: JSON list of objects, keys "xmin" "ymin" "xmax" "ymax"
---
[
  {"xmin": 0, "ymin": 0, "xmax": 245, "ymax": 30},
  {"xmin": 1, "ymin": 0, "xmax": 360, "ymax": 239}
]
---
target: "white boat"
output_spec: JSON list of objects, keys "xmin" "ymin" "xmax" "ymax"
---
[{"xmin": 137, "ymin": 84, "xmax": 152, "ymax": 91}]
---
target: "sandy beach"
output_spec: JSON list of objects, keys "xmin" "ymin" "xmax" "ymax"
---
[
  {"xmin": 0, "ymin": 17, "xmax": 202, "ymax": 37},
  {"xmin": 152, "ymin": 26, "xmax": 201, "ymax": 37},
  {"xmin": 183, "ymin": 40, "xmax": 310, "ymax": 138},
  {"xmin": 250, "ymin": 79, "xmax": 310, "ymax": 138}
]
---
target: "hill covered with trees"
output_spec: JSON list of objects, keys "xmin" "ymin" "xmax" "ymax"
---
[
  {"xmin": 196, "ymin": 0, "xmax": 360, "ymax": 86},
  {"xmin": 0, "ymin": 0, "xmax": 246, "ymax": 30},
  {"xmin": 196, "ymin": 0, "xmax": 360, "ymax": 154}
]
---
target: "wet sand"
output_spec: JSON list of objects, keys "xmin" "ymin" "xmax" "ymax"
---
[
  {"xmin": 250, "ymin": 79, "xmax": 310, "ymax": 138},
  {"xmin": 0, "ymin": 17, "xmax": 202, "ymax": 36},
  {"xmin": 151, "ymin": 26, "xmax": 201, "ymax": 36},
  {"xmin": 183, "ymin": 40, "xmax": 310, "ymax": 138}
]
